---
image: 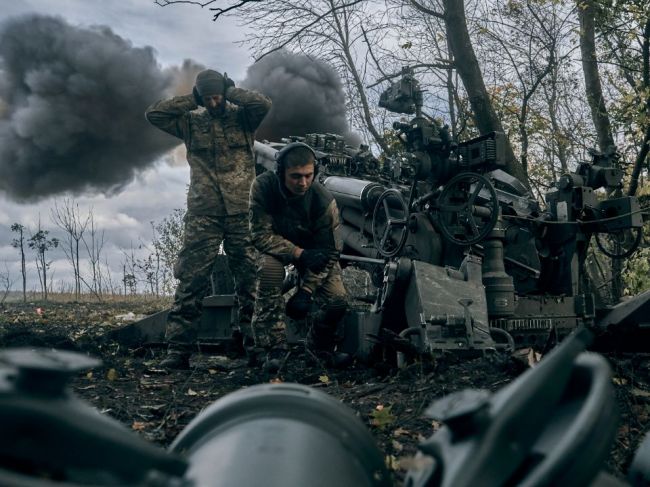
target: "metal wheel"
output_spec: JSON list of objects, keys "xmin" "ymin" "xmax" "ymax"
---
[
  {"xmin": 372, "ymin": 189, "xmax": 409, "ymax": 258},
  {"xmin": 595, "ymin": 227, "xmax": 642, "ymax": 259},
  {"xmin": 436, "ymin": 172, "xmax": 499, "ymax": 246}
]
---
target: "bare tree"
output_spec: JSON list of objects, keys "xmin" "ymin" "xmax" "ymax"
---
[
  {"xmin": 121, "ymin": 245, "xmax": 139, "ymax": 296},
  {"xmin": 10, "ymin": 223, "xmax": 27, "ymax": 303},
  {"xmin": 50, "ymin": 199, "xmax": 90, "ymax": 300},
  {"xmin": 474, "ymin": 1, "xmax": 575, "ymax": 182},
  {"xmin": 0, "ymin": 262, "xmax": 14, "ymax": 306},
  {"xmin": 81, "ymin": 208, "xmax": 106, "ymax": 297},
  {"xmin": 28, "ymin": 220, "xmax": 59, "ymax": 301}
]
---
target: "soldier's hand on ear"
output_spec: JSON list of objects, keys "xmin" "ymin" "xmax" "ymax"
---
[
  {"xmin": 223, "ymin": 73, "xmax": 235, "ymax": 91},
  {"xmin": 192, "ymin": 86, "xmax": 203, "ymax": 106}
]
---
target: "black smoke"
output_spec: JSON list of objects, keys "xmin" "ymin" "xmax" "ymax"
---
[
  {"xmin": 242, "ymin": 50, "xmax": 359, "ymax": 145},
  {"xmin": 0, "ymin": 15, "xmax": 202, "ymax": 202}
]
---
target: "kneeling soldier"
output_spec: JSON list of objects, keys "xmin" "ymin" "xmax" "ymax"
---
[{"xmin": 249, "ymin": 142, "xmax": 348, "ymax": 372}]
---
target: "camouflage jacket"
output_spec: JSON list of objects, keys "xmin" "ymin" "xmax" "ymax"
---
[
  {"xmin": 145, "ymin": 88, "xmax": 271, "ymax": 216},
  {"xmin": 250, "ymin": 170, "xmax": 342, "ymax": 292}
]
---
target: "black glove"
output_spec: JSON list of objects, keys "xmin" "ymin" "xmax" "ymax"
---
[
  {"xmin": 192, "ymin": 86, "xmax": 203, "ymax": 106},
  {"xmin": 286, "ymin": 289, "xmax": 312, "ymax": 320},
  {"xmin": 223, "ymin": 73, "xmax": 235, "ymax": 91},
  {"xmin": 297, "ymin": 249, "xmax": 330, "ymax": 273}
]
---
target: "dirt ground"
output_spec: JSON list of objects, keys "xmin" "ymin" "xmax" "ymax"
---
[{"xmin": 0, "ymin": 299, "xmax": 648, "ymax": 485}]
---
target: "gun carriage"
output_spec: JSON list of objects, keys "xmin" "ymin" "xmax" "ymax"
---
[{"xmin": 254, "ymin": 67, "xmax": 647, "ymax": 361}]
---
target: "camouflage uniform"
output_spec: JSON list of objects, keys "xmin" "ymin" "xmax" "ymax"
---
[
  {"xmin": 145, "ymin": 87, "xmax": 271, "ymax": 346},
  {"xmin": 249, "ymin": 170, "xmax": 347, "ymax": 349}
]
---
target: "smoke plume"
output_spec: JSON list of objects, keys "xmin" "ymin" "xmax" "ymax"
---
[
  {"xmin": 0, "ymin": 15, "xmax": 203, "ymax": 202},
  {"xmin": 0, "ymin": 16, "xmax": 360, "ymax": 202},
  {"xmin": 242, "ymin": 50, "xmax": 359, "ymax": 145}
]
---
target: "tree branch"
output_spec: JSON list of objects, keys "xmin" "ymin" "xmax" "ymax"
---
[
  {"xmin": 254, "ymin": 0, "xmax": 367, "ymax": 61},
  {"xmin": 409, "ymin": 0, "xmax": 444, "ymax": 20},
  {"xmin": 368, "ymin": 62, "xmax": 453, "ymax": 88}
]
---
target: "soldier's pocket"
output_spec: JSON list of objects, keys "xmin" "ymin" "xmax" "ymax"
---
[
  {"xmin": 222, "ymin": 119, "xmax": 250, "ymax": 149},
  {"xmin": 189, "ymin": 120, "xmax": 212, "ymax": 152}
]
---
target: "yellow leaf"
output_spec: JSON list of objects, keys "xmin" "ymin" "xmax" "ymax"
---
[
  {"xmin": 385, "ymin": 454, "xmax": 399, "ymax": 470},
  {"xmin": 106, "ymin": 368, "xmax": 118, "ymax": 381},
  {"xmin": 319, "ymin": 375, "xmax": 330, "ymax": 384},
  {"xmin": 86, "ymin": 371, "xmax": 93, "ymax": 379}
]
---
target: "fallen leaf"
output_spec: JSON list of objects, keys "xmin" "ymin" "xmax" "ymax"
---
[
  {"xmin": 106, "ymin": 368, "xmax": 118, "ymax": 381},
  {"xmin": 319, "ymin": 375, "xmax": 330, "ymax": 384},
  {"xmin": 186, "ymin": 388, "xmax": 198, "ymax": 396},
  {"xmin": 86, "ymin": 371, "xmax": 93, "ymax": 379},
  {"xmin": 391, "ymin": 439, "xmax": 404, "ymax": 452},
  {"xmin": 131, "ymin": 421, "xmax": 147, "ymax": 431},
  {"xmin": 385, "ymin": 454, "xmax": 399, "ymax": 470},
  {"xmin": 612, "ymin": 377, "xmax": 628, "ymax": 386},
  {"xmin": 208, "ymin": 369, "xmax": 218, "ymax": 375},
  {"xmin": 371, "ymin": 405, "xmax": 396, "ymax": 429},
  {"xmin": 270, "ymin": 377, "xmax": 283, "ymax": 384},
  {"xmin": 393, "ymin": 427, "xmax": 410, "ymax": 437}
]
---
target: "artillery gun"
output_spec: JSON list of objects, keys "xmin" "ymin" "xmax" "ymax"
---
[
  {"xmin": 254, "ymin": 67, "xmax": 648, "ymax": 362},
  {"xmin": 3, "ymin": 330, "xmax": 650, "ymax": 486}
]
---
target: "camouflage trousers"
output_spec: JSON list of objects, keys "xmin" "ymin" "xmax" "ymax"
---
[
  {"xmin": 166, "ymin": 213, "xmax": 256, "ymax": 346},
  {"xmin": 251, "ymin": 254, "xmax": 347, "ymax": 349}
]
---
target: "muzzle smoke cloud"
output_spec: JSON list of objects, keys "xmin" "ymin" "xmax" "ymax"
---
[
  {"xmin": 0, "ymin": 16, "xmax": 359, "ymax": 202},
  {"xmin": 0, "ymin": 15, "xmax": 203, "ymax": 202},
  {"xmin": 242, "ymin": 50, "xmax": 359, "ymax": 145}
]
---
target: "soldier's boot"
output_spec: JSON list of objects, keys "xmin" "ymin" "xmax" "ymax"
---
[
  {"xmin": 242, "ymin": 335, "xmax": 265, "ymax": 367},
  {"xmin": 306, "ymin": 323, "xmax": 352, "ymax": 369},
  {"xmin": 159, "ymin": 347, "xmax": 191, "ymax": 370},
  {"xmin": 229, "ymin": 329, "xmax": 248, "ymax": 357},
  {"xmin": 263, "ymin": 347, "xmax": 288, "ymax": 374}
]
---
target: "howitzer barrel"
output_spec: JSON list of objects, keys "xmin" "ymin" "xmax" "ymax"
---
[
  {"xmin": 253, "ymin": 140, "xmax": 278, "ymax": 172},
  {"xmin": 171, "ymin": 383, "xmax": 391, "ymax": 487},
  {"xmin": 339, "ymin": 223, "xmax": 377, "ymax": 258},
  {"xmin": 340, "ymin": 254, "xmax": 385, "ymax": 265},
  {"xmin": 340, "ymin": 206, "xmax": 374, "ymax": 234},
  {"xmin": 324, "ymin": 176, "xmax": 384, "ymax": 212}
]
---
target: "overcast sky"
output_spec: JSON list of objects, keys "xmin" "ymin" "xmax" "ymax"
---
[{"xmin": 0, "ymin": 0, "xmax": 254, "ymax": 294}]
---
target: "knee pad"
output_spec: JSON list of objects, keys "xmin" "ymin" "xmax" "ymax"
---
[{"xmin": 258, "ymin": 254, "xmax": 285, "ymax": 290}]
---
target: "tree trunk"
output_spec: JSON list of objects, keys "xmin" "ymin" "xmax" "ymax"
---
[
  {"xmin": 627, "ymin": 18, "xmax": 650, "ymax": 197},
  {"xmin": 442, "ymin": 0, "xmax": 528, "ymax": 185},
  {"xmin": 578, "ymin": 0, "xmax": 616, "ymax": 152}
]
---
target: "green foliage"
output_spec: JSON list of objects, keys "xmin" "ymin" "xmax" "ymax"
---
[
  {"xmin": 151, "ymin": 208, "xmax": 186, "ymax": 295},
  {"xmin": 623, "ymin": 247, "xmax": 650, "ymax": 295}
]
